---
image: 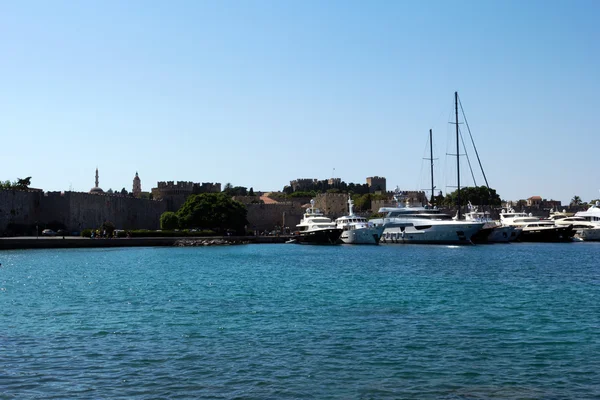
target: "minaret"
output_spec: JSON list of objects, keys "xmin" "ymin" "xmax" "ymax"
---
[
  {"xmin": 132, "ymin": 172, "xmax": 142, "ymax": 198},
  {"xmin": 89, "ymin": 167, "xmax": 104, "ymax": 194}
]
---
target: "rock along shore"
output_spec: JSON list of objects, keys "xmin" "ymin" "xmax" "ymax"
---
[{"xmin": 0, "ymin": 235, "xmax": 292, "ymax": 250}]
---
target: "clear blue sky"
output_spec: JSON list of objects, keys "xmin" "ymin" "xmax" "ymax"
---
[{"xmin": 2, "ymin": 0, "xmax": 599, "ymax": 204}]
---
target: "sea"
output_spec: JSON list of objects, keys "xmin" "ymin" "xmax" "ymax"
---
[{"xmin": 1, "ymin": 243, "xmax": 599, "ymax": 399}]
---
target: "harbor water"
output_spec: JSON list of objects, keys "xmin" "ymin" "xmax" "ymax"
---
[{"xmin": 1, "ymin": 243, "xmax": 599, "ymax": 399}]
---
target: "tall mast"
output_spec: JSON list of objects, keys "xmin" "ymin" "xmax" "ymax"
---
[
  {"xmin": 455, "ymin": 91, "xmax": 461, "ymax": 219},
  {"xmin": 429, "ymin": 129, "xmax": 434, "ymax": 204}
]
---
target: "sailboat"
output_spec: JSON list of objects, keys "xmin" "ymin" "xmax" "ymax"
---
[
  {"xmin": 446, "ymin": 92, "xmax": 521, "ymax": 243},
  {"xmin": 370, "ymin": 101, "xmax": 485, "ymax": 244}
]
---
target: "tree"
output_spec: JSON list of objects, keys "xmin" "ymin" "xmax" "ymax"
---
[
  {"xmin": 570, "ymin": 195, "xmax": 582, "ymax": 206},
  {"xmin": 223, "ymin": 185, "xmax": 247, "ymax": 196},
  {"xmin": 120, "ymin": 188, "xmax": 128, "ymax": 195},
  {"xmin": 160, "ymin": 212, "xmax": 180, "ymax": 230},
  {"xmin": 0, "ymin": 180, "xmax": 15, "ymax": 190},
  {"xmin": 444, "ymin": 186, "xmax": 502, "ymax": 208},
  {"xmin": 177, "ymin": 193, "xmax": 248, "ymax": 234},
  {"xmin": 16, "ymin": 177, "xmax": 31, "ymax": 190},
  {"xmin": 248, "ymin": 187, "xmax": 255, "ymax": 196},
  {"xmin": 101, "ymin": 221, "xmax": 115, "ymax": 236}
]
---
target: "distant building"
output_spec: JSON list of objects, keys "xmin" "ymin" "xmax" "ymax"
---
[
  {"xmin": 543, "ymin": 199, "xmax": 562, "ymax": 210},
  {"xmin": 89, "ymin": 168, "xmax": 104, "ymax": 194},
  {"xmin": 366, "ymin": 176, "xmax": 386, "ymax": 193},
  {"xmin": 132, "ymin": 172, "xmax": 142, "ymax": 198},
  {"xmin": 151, "ymin": 180, "xmax": 222, "ymax": 211},
  {"xmin": 290, "ymin": 179, "xmax": 318, "ymax": 192},
  {"xmin": 328, "ymin": 177, "xmax": 341, "ymax": 187},
  {"xmin": 527, "ymin": 196, "xmax": 542, "ymax": 208}
]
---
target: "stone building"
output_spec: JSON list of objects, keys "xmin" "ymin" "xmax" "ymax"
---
[
  {"xmin": 132, "ymin": 172, "xmax": 142, "ymax": 198},
  {"xmin": 151, "ymin": 181, "xmax": 222, "ymax": 211},
  {"xmin": 290, "ymin": 179, "xmax": 318, "ymax": 192},
  {"xmin": 527, "ymin": 195, "xmax": 542, "ymax": 208},
  {"xmin": 313, "ymin": 193, "xmax": 349, "ymax": 219},
  {"xmin": 328, "ymin": 177, "xmax": 341, "ymax": 187},
  {"xmin": 366, "ymin": 176, "xmax": 386, "ymax": 193}
]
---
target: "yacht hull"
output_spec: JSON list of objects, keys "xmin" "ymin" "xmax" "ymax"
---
[
  {"xmin": 517, "ymin": 226, "xmax": 575, "ymax": 242},
  {"xmin": 297, "ymin": 228, "xmax": 343, "ymax": 245},
  {"xmin": 575, "ymin": 227, "xmax": 600, "ymax": 241},
  {"xmin": 340, "ymin": 226, "xmax": 385, "ymax": 245},
  {"xmin": 379, "ymin": 223, "xmax": 484, "ymax": 245},
  {"xmin": 472, "ymin": 225, "xmax": 520, "ymax": 243}
]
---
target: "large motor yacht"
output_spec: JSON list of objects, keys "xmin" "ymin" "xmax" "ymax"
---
[
  {"xmin": 335, "ymin": 197, "xmax": 384, "ymax": 245},
  {"xmin": 370, "ymin": 193, "xmax": 484, "ymax": 244},
  {"xmin": 295, "ymin": 200, "xmax": 343, "ymax": 244},
  {"xmin": 574, "ymin": 201, "xmax": 600, "ymax": 223},
  {"xmin": 461, "ymin": 203, "xmax": 520, "ymax": 243},
  {"xmin": 552, "ymin": 216, "xmax": 600, "ymax": 241},
  {"xmin": 499, "ymin": 208, "xmax": 574, "ymax": 242}
]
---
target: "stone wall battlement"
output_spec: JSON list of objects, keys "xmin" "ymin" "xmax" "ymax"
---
[{"xmin": 156, "ymin": 181, "xmax": 195, "ymax": 190}]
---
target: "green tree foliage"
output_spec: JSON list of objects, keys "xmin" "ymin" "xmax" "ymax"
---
[
  {"xmin": 177, "ymin": 193, "xmax": 248, "ymax": 234},
  {"xmin": 160, "ymin": 212, "xmax": 180, "ymax": 230},
  {"xmin": 16, "ymin": 177, "xmax": 31, "ymax": 189},
  {"xmin": 248, "ymin": 187, "xmax": 255, "ymax": 196},
  {"xmin": 223, "ymin": 184, "xmax": 248, "ymax": 196},
  {"xmin": 431, "ymin": 191, "xmax": 445, "ymax": 207},
  {"xmin": 101, "ymin": 221, "xmax": 116, "ymax": 236},
  {"xmin": 289, "ymin": 191, "xmax": 317, "ymax": 198},
  {"xmin": 1, "ymin": 177, "xmax": 31, "ymax": 190},
  {"xmin": 570, "ymin": 195, "xmax": 582, "ymax": 206},
  {"xmin": 350, "ymin": 193, "xmax": 388, "ymax": 212},
  {"xmin": 443, "ymin": 186, "xmax": 502, "ymax": 207},
  {"xmin": 0, "ymin": 180, "xmax": 15, "ymax": 189}
]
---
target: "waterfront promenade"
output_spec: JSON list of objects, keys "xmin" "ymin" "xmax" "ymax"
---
[{"xmin": 0, "ymin": 236, "xmax": 290, "ymax": 250}]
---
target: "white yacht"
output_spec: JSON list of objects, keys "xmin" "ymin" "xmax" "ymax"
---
[
  {"xmin": 553, "ymin": 216, "xmax": 600, "ymax": 241},
  {"xmin": 295, "ymin": 200, "xmax": 343, "ymax": 245},
  {"xmin": 461, "ymin": 203, "xmax": 520, "ymax": 243},
  {"xmin": 370, "ymin": 193, "xmax": 484, "ymax": 244},
  {"xmin": 499, "ymin": 208, "xmax": 574, "ymax": 242},
  {"xmin": 335, "ymin": 197, "xmax": 384, "ymax": 245},
  {"xmin": 574, "ymin": 201, "xmax": 600, "ymax": 223}
]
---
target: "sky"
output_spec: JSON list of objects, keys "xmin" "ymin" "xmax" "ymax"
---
[{"xmin": 1, "ymin": 0, "xmax": 599, "ymax": 204}]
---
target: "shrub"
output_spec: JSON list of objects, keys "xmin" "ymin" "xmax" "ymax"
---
[{"xmin": 160, "ymin": 212, "xmax": 180, "ymax": 230}]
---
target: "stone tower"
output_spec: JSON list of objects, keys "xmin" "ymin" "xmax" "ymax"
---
[{"xmin": 132, "ymin": 172, "xmax": 142, "ymax": 198}]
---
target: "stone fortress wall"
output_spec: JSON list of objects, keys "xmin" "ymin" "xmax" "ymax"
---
[
  {"xmin": 246, "ymin": 203, "xmax": 305, "ymax": 232},
  {"xmin": 0, "ymin": 189, "xmax": 166, "ymax": 234},
  {"xmin": 0, "ymin": 190, "xmax": 42, "ymax": 233},
  {"xmin": 151, "ymin": 181, "xmax": 221, "ymax": 211}
]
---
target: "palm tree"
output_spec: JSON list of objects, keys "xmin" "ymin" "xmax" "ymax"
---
[{"xmin": 570, "ymin": 195, "xmax": 582, "ymax": 206}]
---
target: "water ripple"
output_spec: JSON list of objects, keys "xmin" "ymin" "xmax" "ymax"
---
[{"xmin": 0, "ymin": 244, "xmax": 599, "ymax": 398}]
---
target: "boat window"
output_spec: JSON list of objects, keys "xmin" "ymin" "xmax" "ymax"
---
[{"xmin": 414, "ymin": 225, "xmax": 432, "ymax": 230}]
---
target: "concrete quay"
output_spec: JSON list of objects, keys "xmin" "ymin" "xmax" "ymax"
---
[{"xmin": 0, "ymin": 236, "xmax": 292, "ymax": 250}]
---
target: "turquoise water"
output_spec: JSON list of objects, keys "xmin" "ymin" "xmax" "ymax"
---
[{"xmin": 1, "ymin": 243, "xmax": 599, "ymax": 399}]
